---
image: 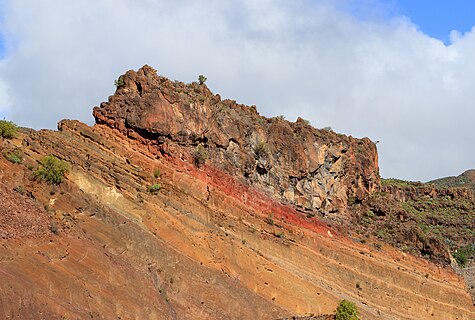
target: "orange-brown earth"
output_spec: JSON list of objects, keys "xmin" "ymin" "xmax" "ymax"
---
[{"xmin": 0, "ymin": 66, "xmax": 474, "ymax": 319}]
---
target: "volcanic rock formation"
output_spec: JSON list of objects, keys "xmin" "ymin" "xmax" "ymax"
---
[
  {"xmin": 93, "ymin": 65, "xmax": 380, "ymax": 219},
  {"xmin": 0, "ymin": 65, "xmax": 474, "ymax": 319}
]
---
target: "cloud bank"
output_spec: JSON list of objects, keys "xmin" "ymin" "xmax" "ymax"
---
[{"xmin": 0, "ymin": 0, "xmax": 474, "ymax": 181}]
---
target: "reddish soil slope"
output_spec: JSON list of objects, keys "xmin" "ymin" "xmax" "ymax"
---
[{"xmin": 0, "ymin": 66, "xmax": 473, "ymax": 319}]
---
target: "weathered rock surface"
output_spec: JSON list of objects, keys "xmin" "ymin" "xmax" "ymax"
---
[
  {"xmin": 93, "ymin": 65, "xmax": 379, "ymax": 218},
  {"xmin": 0, "ymin": 66, "xmax": 474, "ymax": 319}
]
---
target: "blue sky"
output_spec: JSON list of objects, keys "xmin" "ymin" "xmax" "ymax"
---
[
  {"xmin": 344, "ymin": 0, "xmax": 475, "ymax": 44},
  {"xmin": 0, "ymin": 0, "xmax": 4, "ymax": 58},
  {"xmin": 0, "ymin": 36, "xmax": 4, "ymax": 59},
  {"xmin": 393, "ymin": 0, "xmax": 475, "ymax": 44},
  {"xmin": 0, "ymin": 0, "xmax": 474, "ymax": 181}
]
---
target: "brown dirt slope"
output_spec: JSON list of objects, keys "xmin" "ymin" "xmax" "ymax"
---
[{"xmin": 0, "ymin": 183, "xmax": 50, "ymax": 240}]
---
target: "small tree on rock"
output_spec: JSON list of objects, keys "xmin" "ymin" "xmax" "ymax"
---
[{"xmin": 198, "ymin": 75, "xmax": 207, "ymax": 85}]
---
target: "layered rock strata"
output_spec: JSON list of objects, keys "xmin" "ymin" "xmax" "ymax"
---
[{"xmin": 93, "ymin": 65, "xmax": 379, "ymax": 218}]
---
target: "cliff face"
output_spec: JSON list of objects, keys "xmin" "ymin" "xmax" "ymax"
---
[
  {"xmin": 93, "ymin": 65, "xmax": 379, "ymax": 218},
  {"xmin": 0, "ymin": 66, "xmax": 474, "ymax": 319}
]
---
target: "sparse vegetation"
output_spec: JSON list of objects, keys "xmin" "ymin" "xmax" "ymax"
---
[
  {"xmin": 0, "ymin": 120, "xmax": 18, "ymax": 139},
  {"xmin": 266, "ymin": 213, "xmax": 274, "ymax": 226},
  {"xmin": 4, "ymin": 149, "xmax": 23, "ymax": 164},
  {"xmin": 253, "ymin": 141, "xmax": 268, "ymax": 159},
  {"xmin": 430, "ymin": 170, "xmax": 475, "ymax": 192},
  {"xmin": 356, "ymin": 179, "xmax": 475, "ymax": 266},
  {"xmin": 335, "ymin": 299, "xmax": 359, "ymax": 320},
  {"xmin": 35, "ymin": 155, "xmax": 70, "ymax": 184},
  {"xmin": 13, "ymin": 186, "xmax": 24, "ymax": 194},
  {"xmin": 198, "ymin": 75, "xmax": 207, "ymax": 85},
  {"xmin": 114, "ymin": 76, "xmax": 125, "ymax": 88},
  {"xmin": 153, "ymin": 169, "xmax": 161, "ymax": 178},
  {"xmin": 193, "ymin": 144, "xmax": 208, "ymax": 166},
  {"xmin": 273, "ymin": 115, "xmax": 285, "ymax": 121},
  {"xmin": 453, "ymin": 244, "xmax": 475, "ymax": 267},
  {"xmin": 322, "ymin": 126, "xmax": 332, "ymax": 131},
  {"xmin": 49, "ymin": 222, "xmax": 59, "ymax": 235},
  {"xmin": 381, "ymin": 178, "xmax": 423, "ymax": 188},
  {"xmin": 148, "ymin": 184, "xmax": 161, "ymax": 194}
]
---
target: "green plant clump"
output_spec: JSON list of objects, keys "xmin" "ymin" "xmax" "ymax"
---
[
  {"xmin": 198, "ymin": 74, "xmax": 207, "ymax": 84},
  {"xmin": 0, "ymin": 120, "xmax": 18, "ymax": 139},
  {"xmin": 114, "ymin": 76, "xmax": 125, "ymax": 88},
  {"xmin": 4, "ymin": 150, "xmax": 23, "ymax": 164},
  {"xmin": 453, "ymin": 244, "xmax": 475, "ymax": 267},
  {"xmin": 193, "ymin": 144, "xmax": 208, "ymax": 166},
  {"xmin": 35, "ymin": 155, "xmax": 70, "ymax": 184},
  {"xmin": 335, "ymin": 299, "xmax": 360, "ymax": 320},
  {"xmin": 148, "ymin": 184, "xmax": 161, "ymax": 194}
]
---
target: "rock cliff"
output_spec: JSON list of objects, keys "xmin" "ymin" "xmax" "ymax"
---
[
  {"xmin": 93, "ymin": 65, "xmax": 379, "ymax": 219},
  {"xmin": 0, "ymin": 66, "xmax": 474, "ymax": 319}
]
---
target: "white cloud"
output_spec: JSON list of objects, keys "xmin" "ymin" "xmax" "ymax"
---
[
  {"xmin": 0, "ymin": 61, "xmax": 9, "ymax": 116},
  {"xmin": 0, "ymin": 0, "xmax": 474, "ymax": 181}
]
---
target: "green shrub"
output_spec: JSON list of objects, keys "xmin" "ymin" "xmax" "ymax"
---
[
  {"xmin": 4, "ymin": 150, "xmax": 23, "ymax": 164},
  {"xmin": 114, "ymin": 76, "xmax": 125, "ymax": 88},
  {"xmin": 148, "ymin": 184, "xmax": 161, "ymax": 194},
  {"xmin": 198, "ymin": 74, "xmax": 207, "ymax": 85},
  {"xmin": 35, "ymin": 155, "xmax": 70, "ymax": 184},
  {"xmin": 193, "ymin": 144, "xmax": 208, "ymax": 166},
  {"xmin": 0, "ymin": 120, "xmax": 18, "ymax": 139},
  {"xmin": 453, "ymin": 244, "xmax": 475, "ymax": 267},
  {"xmin": 335, "ymin": 299, "xmax": 359, "ymax": 320}
]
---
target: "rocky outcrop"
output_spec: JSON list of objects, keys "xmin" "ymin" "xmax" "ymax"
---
[
  {"xmin": 0, "ymin": 66, "xmax": 474, "ymax": 319},
  {"xmin": 93, "ymin": 65, "xmax": 379, "ymax": 218},
  {"xmin": 352, "ymin": 179, "xmax": 475, "ymax": 266}
]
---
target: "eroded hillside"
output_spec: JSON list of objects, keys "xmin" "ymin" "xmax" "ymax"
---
[
  {"xmin": 430, "ymin": 170, "xmax": 475, "ymax": 192},
  {"xmin": 0, "ymin": 66, "xmax": 474, "ymax": 319}
]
